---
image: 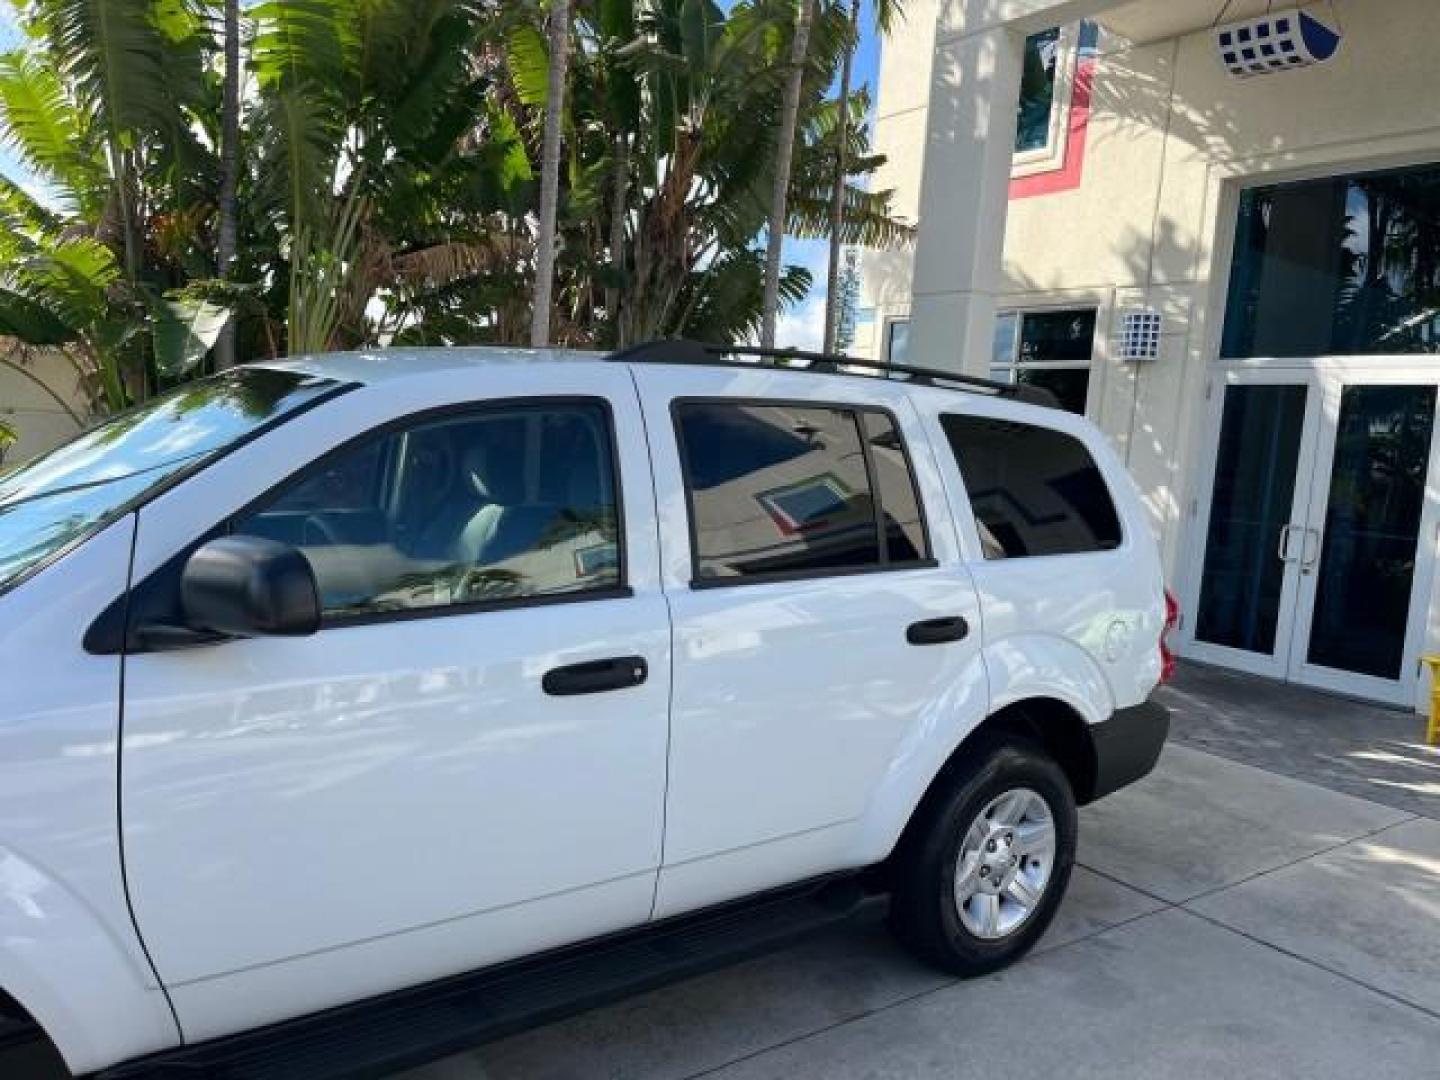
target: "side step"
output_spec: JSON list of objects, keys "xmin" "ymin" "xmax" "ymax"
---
[{"xmin": 103, "ymin": 877, "xmax": 869, "ymax": 1080}]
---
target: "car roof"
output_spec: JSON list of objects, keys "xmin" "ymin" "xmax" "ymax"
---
[
  {"xmin": 252, "ymin": 346, "xmax": 1068, "ymax": 428},
  {"xmin": 256, "ymin": 346, "xmax": 607, "ymax": 385}
]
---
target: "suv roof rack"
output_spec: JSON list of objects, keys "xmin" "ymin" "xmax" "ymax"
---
[{"xmin": 607, "ymin": 339, "xmax": 1059, "ymax": 408}]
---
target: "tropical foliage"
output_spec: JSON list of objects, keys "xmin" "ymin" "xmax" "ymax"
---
[{"xmin": 0, "ymin": 0, "xmax": 910, "ymax": 423}]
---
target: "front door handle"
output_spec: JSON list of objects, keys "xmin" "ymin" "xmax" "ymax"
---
[
  {"xmin": 542, "ymin": 656, "xmax": 649, "ymax": 696},
  {"xmin": 906, "ymin": 616, "xmax": 970, "ymax": 646}
]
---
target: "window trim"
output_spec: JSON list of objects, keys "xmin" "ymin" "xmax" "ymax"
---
[
  {"xmin": 939, "ymin": 411, "xmax": 1126, "ymax": 561},
  {"xmin": 1012, "ymin": 23, "xmax": 1080, "ymax": 175},
  {"xmin": 670, "ymin": 396, "xmax": 938, "ymax": 591},
  {"xmin": 92, "ymin": 395, "xmax": 634, "ymax": 652}
]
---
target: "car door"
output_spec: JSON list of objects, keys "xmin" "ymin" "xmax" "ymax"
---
[
  {"xmin": 117, "ymin": 376, "xmax": 670, "ymax": 1041},
  {"xmin": 631, "ymin": 364, "xmax": 987, "ymax": 918}
]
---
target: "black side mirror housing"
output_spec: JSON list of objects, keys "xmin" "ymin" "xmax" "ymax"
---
[{"xmin": 181, "ymin": 535, "xmax": 321, "ymax": 639}]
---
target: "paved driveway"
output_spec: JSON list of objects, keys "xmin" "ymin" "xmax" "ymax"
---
[{"xmin": 7, "ymin": 744, "xmax": 1440, "ymax": 1079}]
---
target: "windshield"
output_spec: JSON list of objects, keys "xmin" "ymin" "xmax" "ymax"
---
[{"xmin": 0, "ymin": 368, "xmax": 344, "ymax": 594}]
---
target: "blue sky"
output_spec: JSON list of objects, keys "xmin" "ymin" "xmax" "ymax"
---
[{"xmin": 0, "ymin": 0, "xmax": 884, "ymax": 349}]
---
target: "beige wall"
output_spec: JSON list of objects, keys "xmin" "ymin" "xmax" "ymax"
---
[
  {"xmin": 864, "ymin": 0, "xmax": 1440, "ymax": 707},
  {"xmin": 0, "ymin": 347, "xmax": 88, "ymax": 467},
  {"xmin": 866, "ymin": 0, "xmax": 1440, "ymax": 560}
]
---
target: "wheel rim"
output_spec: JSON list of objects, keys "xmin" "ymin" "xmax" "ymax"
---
[{"xmin": 953, "ymin": 787, "xmax": 1056, "ymax": 941}]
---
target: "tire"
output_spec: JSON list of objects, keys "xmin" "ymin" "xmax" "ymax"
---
[{"xmin": 888, "ymin": 736, "xmax": 1077, "ymax": 976}]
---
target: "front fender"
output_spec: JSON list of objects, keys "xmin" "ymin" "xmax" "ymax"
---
[{"xmin": 0, "ymin": 845, "xmax": 179, "ymax": 1075}]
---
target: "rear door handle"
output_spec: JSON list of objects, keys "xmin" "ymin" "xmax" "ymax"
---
[
  {"xmin": 906, "ymin": 617, "xmax": 970, "ymax": 646},
  {"xmin": 542, "ymin": 656, "xmax": 649, "ymax": 696}
]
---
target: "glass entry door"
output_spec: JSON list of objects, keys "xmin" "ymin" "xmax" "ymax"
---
[{"xmin": 1184, "ymin": 367, "xmax": 1440, "ymax": 705}]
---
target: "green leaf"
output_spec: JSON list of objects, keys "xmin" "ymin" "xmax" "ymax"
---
[
  {"xmin": 506, "ymin": 23, "xmax": 550, "ymax": 110},
  {"xmin": 0, "ymin": 51, "xmax": 106, "ymax": 216},
  {"xmin": 0, "ymin": 287, "xmax": 78, "ymax": 345},
  {"xmin": 152, "ymin": 296, "xmax": 232, "ymax": 376},
  {"xmin": 37, "ymin": 0, "xmax": 187, "ymax": 141}
]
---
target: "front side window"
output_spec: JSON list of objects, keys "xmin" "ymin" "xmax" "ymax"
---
[
  {"xmin": 991, "ymin": 309, "xmax": 1095, "ymax": 415},
  {"xmin": 233, "ymin": 400, "xmax": 622, "ymax": 618},
  {"xmin": 941, "ymin": 413, "xmax": 1121, "ymax": 559},
  {"xmin": 0, "ymin": 368, "xmax": 341, "ymax": 595},
  {"xmin": 675, "ymin": 401, "xmax": 931, "ymax": 583}
]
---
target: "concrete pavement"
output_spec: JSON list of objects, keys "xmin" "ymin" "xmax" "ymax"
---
[{"xmin": 403, "ymin": 744, "xmax": 1440, "ymax": 1080}]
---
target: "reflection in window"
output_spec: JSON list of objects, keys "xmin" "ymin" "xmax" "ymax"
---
[
  {"xmin": 990, "ymin": 309, "xmax": 1095, "ymax": 414},
  {"xmin": 863, "ymin": 412, "xmax": 928, "ymax": 562},
  {"xmin": 1016, "ymin": 27, "xmax": 1061, "ymax": 153},
  {"xmin": 941, "ymin": 413, "xmax": 1122, "ymax": 559},
  {"xmin": 675, "ymin": 403, "xmax": 931, "ymax": 582},
  {"xmin": 233, "ymin": 402, "xmax": 621, "ymax": 617},
  {"xmin": 1224, "ymin": 163, "xmax": 1440, "ymax": 357}
]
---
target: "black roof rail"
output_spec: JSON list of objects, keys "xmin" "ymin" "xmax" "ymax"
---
[{"xmin": 607, "ymin": 339, "xmax": 1059, "ymax": 408}]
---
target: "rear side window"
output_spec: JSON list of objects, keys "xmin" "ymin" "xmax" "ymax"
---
[
  {"xmin": 674, "ymin": 401, "xmax": 931, "ymax": 583},
  {"xmin": 940, "ymin": 414, "xmax": 1122, "ymax": 559}
]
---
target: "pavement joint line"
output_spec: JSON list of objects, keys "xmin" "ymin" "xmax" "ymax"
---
[
  {"xmin": 673, "ymin": 804, "xmax": 1429, "ymax": 1080},
  {"xmin": 1169, "ymin": 735, "xmax": 1440, "ymax": 822},
  {"xmin": 673, "ymin": 900, "xmax": 1182, "ymax": 1080},
  {"xmin": 1180, "ymin": 906, "xmax": 1440, "ymax": 1026},
  {"xmin": 1173, "ymin": 811, "xmax": 1421, "ymax": 908}
]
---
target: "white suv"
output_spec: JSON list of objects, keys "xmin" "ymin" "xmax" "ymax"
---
[{"xmin": 0, "ymin": 342, "xmax": 1172, "ymax": 1078}]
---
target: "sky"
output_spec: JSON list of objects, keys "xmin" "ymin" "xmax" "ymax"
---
[
  {"xmin": 0, "ymin": 1, "xmax": 884, "ymax": 351},
  {"xmin": 776, "ymin": 1, "xmax": 884, "ymax": 350}
]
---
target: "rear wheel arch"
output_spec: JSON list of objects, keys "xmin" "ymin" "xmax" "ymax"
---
[{"xmin": 886, "ymin": 696, "xmax": 1095, "ymax": 872}]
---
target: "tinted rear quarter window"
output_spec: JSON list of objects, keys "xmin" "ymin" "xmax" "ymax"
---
[{"xmin": 940, "ymin": 413, "xmax": 1122, "ymax": 559}]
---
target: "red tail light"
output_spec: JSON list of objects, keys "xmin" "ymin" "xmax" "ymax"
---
[{"xmin": 1159, "ymin": 588, "xmax": 1180, "ymax": 683}]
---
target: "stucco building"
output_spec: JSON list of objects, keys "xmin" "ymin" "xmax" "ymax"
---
[
  {"xmin": 861, "ymin": 0, "xmax": 1440, "ymax": 710},
  {"xmin": 0, "ymin": 346, "xmax": 86, "ymax": 468}
]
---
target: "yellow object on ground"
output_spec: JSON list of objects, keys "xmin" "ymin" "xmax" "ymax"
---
[{"xmin": 1420, "ymin": 656, "xmax": 1440, "ymax": 746}]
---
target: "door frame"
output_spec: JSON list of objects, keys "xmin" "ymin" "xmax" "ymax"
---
[
  {"xmin": 1284, "ymin": 361, "xmax": 1440, "ymax": 706},
  {"xmin": 1178, "ymin": 364, "xmax": 1324, "ymax": 682},
  {"xmin": 1180, "ymin": 356, "xmax": 1440, "ymax": 708}
]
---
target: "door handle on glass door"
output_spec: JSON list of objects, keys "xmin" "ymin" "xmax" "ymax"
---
[
  {"xmin": 542, "ymin": 656, "xmax": 649, "ymax": 696},
  {"xmin": 1276, "ymin": 524, "xmax": 1303, "ymax": 562}
]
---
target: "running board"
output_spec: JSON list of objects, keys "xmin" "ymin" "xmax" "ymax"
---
[{"xmin": 101, "ymin": 877, "xmax": 869, "ymax": 1080}]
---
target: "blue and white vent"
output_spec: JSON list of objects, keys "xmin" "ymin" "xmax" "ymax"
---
[{"xmin": 1215, "ymin": 7, "xmax": 1341, "ymax": 79}]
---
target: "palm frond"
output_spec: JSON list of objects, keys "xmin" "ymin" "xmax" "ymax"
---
[{"xmin": 0, "ymin": 52, "xmax": 107, "ymax": 215}]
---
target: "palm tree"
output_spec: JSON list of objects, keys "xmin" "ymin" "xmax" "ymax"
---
[
  {"xmin": 760, "ymin": 0, "xmax": 816, "ymax": 348},
  {"xmin": 530, "ymin": 0, "xmax": 572, "ymax": 347},
  {"xmin": 214, "ymin": 0, "xmax": 241, "ymax": 369}
]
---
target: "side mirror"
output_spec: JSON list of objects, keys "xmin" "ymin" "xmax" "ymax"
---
[{"xmin": 181, "ymin": 535, "xmax": 321, "ymax": 639}]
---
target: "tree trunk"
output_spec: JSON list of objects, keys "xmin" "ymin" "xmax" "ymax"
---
[
  {"xmin": 215, "ymin": 0, "xmax": 242, "ymax": 370},
  {"xmin": 760, "ymin": 0, "xmax": 815, "ymax": 348},
  {"xmin": 530, "ymin": 0, "xmax": 572, "ymax": 348},
  {"xmin": 822, "ymin": 0, "xmax": 859, "ymax": 354},
  {"xmin": 605, "ymin": 130, "xmax": 628, "ymax": 344}
]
